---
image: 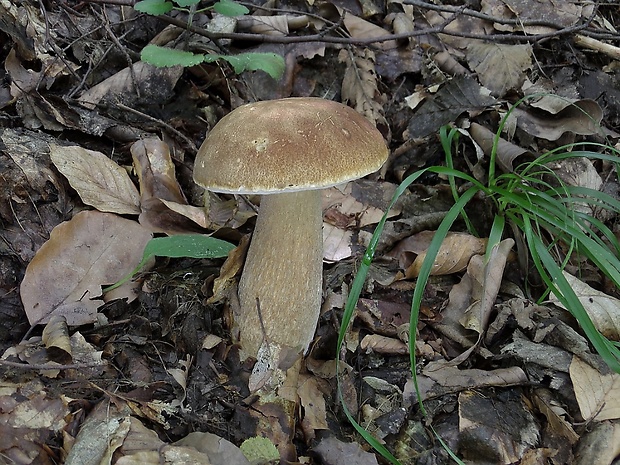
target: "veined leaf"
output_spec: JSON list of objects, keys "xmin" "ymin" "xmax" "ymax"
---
[
  {"xmin": 213, "ymin": 0, "xmax": 250, "ymax": 16},
  {"xmin": 204, "ymin": 52, "xmax": 285, "ymax": 79},
  {"xmin": 141, "ymin": 45, "xmax": 205, "ymax": 67},
  {"xmin": 135, "ymin": 0, "xmax": 173, "ymax": 15}
]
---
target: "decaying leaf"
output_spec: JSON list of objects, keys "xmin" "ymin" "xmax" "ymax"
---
[
  {"xmin": 20, "ymin": 210, "xmax": 153, "ymax": 326},
  {"xmin": 78, "ymin": 61, "xmax": 183, "ymax": 109},
  {"xmin": 298, "ymin": 374, "xmax": 329, "ymax": 440},
  {"xmin": 314, "ymin": 436, "xmax": 379, "ymax": 465},
  {"xmin": 407, "ymin": 76, "xmax": 495, "ymax": 139},
  {"xmin": 570, "ymin": 356, "xmax": 620, "ymax": 422},
  {"xmin": 340, "ymin": 48, "xmax": 388, "ymax": 134},
  {"xmin": 469, "ymin": 122, "xmax": 532, "ymax": 173},
  {"xmin": 50, "ymin": 144, "xmax": 141, "ymax": 215},
  {"xmin": 458, "ymin": 390, "xmax": 539, "ymax": 463},
  {"xmin": 466, "ymin": 42, "xmax": 532, "ymax": 97},
  {"xmin": 512, "ymin": 99, "xmax": 603, "ymax": 140},
  {"xmin": 0, "ymin": 380, "xmax": 71, "ymax": 464},
  {"xmin": 550, "ymin": 271, "xmax": 620, "ymax": 340}
]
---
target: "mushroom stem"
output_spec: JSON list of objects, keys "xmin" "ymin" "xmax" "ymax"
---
[{"xmin": 237, "ymin": 190, "xmax": 323, "ymax": 359}]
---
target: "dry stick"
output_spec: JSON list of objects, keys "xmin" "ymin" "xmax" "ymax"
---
[
  {"xmin": 0, "ymin": 359, "xmax": 105, "ymax": 370},
  {"xmin": 574, "ymin": 34, "xmax": 620, "ymax": 60},
  {"xmin": 157, "ymin": 13, "xmax": 591, "ymax": 45}
]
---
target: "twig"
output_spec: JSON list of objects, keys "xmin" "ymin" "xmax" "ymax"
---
[
  {"xmin": 114, "ymin": 102, "xmax": 199, "ymax": 152},
  {"xmin": 0, "ymin": 359, "xmax": 105, "ymax": 370}
]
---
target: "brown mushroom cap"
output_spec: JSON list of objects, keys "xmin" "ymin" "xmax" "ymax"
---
[{"xmin": 193, "ymin": 97, "xmax": 388, "ymax": 194}]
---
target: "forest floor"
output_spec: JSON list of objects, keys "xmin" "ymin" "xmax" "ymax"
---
[{"xmin": 1, "ymin": 0, "xmax": 620, "ymax": 464}]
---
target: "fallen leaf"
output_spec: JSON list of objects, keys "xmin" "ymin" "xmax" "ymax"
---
[
  {"xmin": 21, "ymin": 210, "xmax": 153, "ymax": 325},
  {"xmin": 469, "ymin": 122, "xmax": 533, "ymax": 173},
  {"xmin": 512, "ymin": 99, "xmax": 603, "ymax": 140},
  {"xmin": 50, "ymin": 144, "xmax": 141, "ymax": 215},
  {"xmin": 407, "ymin": 76, "xmax": 496, "ymax": 139},
  {"xmin": 570, "ymin": 356, "xmax": 620, "ymax": 422},
  {"xmin": 314, "ymin": 436, "xmax": 379, "ymax": 465},
  {"xmin": 550, "ymin": 271, "xmax": 620, "ymax": 340},
  {"xmin": 406, "ymin": 231, "xmax": 488, "ymax": 278},
  {"xmin": 466, "ymin": 42, "xmax": 532, "ymax": 97}
]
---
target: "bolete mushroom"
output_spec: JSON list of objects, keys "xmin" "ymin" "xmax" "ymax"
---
[{"xmin": 194, "ymin": 97, "xmax": 388, "ymax": 362}]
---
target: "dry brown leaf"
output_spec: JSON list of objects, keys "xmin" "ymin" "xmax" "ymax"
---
[
  {"xmin": 20, "ymin": 210, "xmax": 153, "ymax": 326},
  {"xmin": 41, "ymin": 315, "xmax": 72, "ymax": 363},
  {"xmin": 50, "ymin": 144, "xmax": 141, "ymax": 215},
  {"xmin": 298, "ymin": 374, "xmax": 329, "ymax": 440},
  {"xmin": 466, "ymin": 42, "xmax": 532, "ymax": 97},
  {"xmin": 482, "ymin": 0, "xmax": 586, "ymax": 34},
  {"xmin": 131, "ymin": 137, "xmax": 186, "ymax": 204},
  {"xmin": 407, "ymin": 231, "xmax": 488, "ymax": 278},
  {"xmin": 360, "ymin": 334, "xmax": 408, "ymax": 354},
  {"xmin": 570, "ymin": 356, "xmax": 620, "ymax": 422},
  {"xmin": 512, "ymin": 99, "xmax": 603, "ymax": 140},
  {"xmin": 550, "ymin": 271, "xmax": 620, "ymax": 340},
  {"xmin": 341, "ymin": 11, "xmax": 397, "ymax": 51},
  {"xmin": 339, "ymin": 48, "xmax": 388, "ymax": 132},
  {"xmin": 460, "ymin": 239, "xmax": 515, "ymax": 334},
  {"xmin": 469, "ymin": 122, "xmax": 532, "ymax": 173}
]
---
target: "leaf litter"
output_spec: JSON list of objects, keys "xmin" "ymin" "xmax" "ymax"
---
[{"xmin": 1, "ymin": 0, "xmax": 620, "ymax": 463}]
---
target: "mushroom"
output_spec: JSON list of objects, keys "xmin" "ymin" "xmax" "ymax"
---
[{"xmin": 193, "ymin": 97, "xmax": 388, "ymax": 362}]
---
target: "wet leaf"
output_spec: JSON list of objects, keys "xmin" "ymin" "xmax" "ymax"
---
[
  {"xmin": 50, "ymin": 144, "xmax": 141, "ymax": 215},
  {"xmin": 20, "ymin": 211, "xmax": 153, "ymax": 326}
]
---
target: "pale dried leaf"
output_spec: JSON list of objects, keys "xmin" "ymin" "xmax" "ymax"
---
[
  {"xmin": 407, "ymin": 232, "xmax": 488, "ymax": 278},
  {"xmin": 570, "ymin": 356, "xmax": 620, "ymax": 421},
  {"xmin": 50, "ymin": 144, "xmax": 141, "ymax": 215},
  {"xmin": 323, "ymin": 223, "xmax": 353, "ymax": 262},
  {"xmin": 20, "ymin": 211, "xmax": 153, "ymax": 326},
  {"xmin": 175, "ymin": 432, "xmax": 250, "ymax": 465},
  {"xmin": 341, "ymin": 12, "xmax": 397, "ymax": 51},
  {"xmin": 466, "ymin": 42, "xmax": 532, "ymax": 97},
  {"xmin": 41, "ymin": 315, "xmax": 72, "ymax": 362},
  {"xmin": 360, "ymin": 334, "xmax": 408, "ymax": 354},
  {"xmin": 550, "ymin": 271, "xmax": 620, "ymax": 340},
  {"xmin": 573, "ymin": 421, "xmax": 620, "ymax": 465},
  {"xmin": 460, "ymin": 239, "xmax": 515, "ymax": 334},
  {"xmin": 159, "ymin": 199, "xmax": 210, "ymax": 228}
]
